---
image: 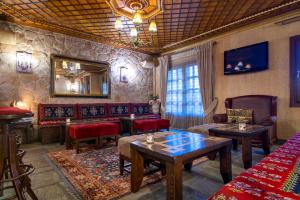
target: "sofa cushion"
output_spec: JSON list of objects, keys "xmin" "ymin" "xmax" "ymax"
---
[
  {"xmin": 209, "ymin": 132, "xmax": 300, "ymax": 200},
  {"xmin": 131, "ymin": 103, "xmax": 152, "ymax": 115},
  {"xmin": 69, "ymin": 122, "xmax": 119, "ymax": 140},
  {"xmin": 0, "ymin": 107, "xmax": 33, "ymax": 116},
  {"xmin": 78, "ymin": 104, "xmax": 107, "ymax": 119},
  {"xmin": 107, "ymin": 103, "xmax": 131, "ymax": 117},
  {"xmin": 227, "ymin": 108, "xmax": 253, "ymax": 124},
  {"xmin": 39, "ymin": 104, "xmax": 77, "ymax": 121}
]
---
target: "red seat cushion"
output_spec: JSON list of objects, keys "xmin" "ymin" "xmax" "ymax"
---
[
  {"xmin": 133, "ymin": 119, "xmax": 158, "ymax": 132},
  {"xmin": 69, "ymin": 123, "xmax": 119, "ymax": 140},
  {"xmin": 157, "ymin": 119, "xmax": 170, "ymax": 129},
  {"xmin": 0, "ymin": 107, "xmax": 32, "ymax": 116}
]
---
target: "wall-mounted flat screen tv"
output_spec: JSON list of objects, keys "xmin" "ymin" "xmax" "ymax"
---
[{"xmin": 224, "ymin": 41, "xmax": 269, "ymax": 75}]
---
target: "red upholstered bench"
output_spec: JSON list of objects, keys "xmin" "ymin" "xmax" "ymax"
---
[
  {"xmin": 133, "ymin": 119, "xmax": 170, "ymax": 134},
  {"xmin": 69, "ymin": 122, "xmax": 120, "ymax": 153},
  {"xmin": 157, "ymin": 119, "xmax": 170, "ymax": 131}
]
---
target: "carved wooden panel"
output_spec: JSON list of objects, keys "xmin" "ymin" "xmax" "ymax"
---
[{"xmin": 290, "ymin": 35, "xmax": 300, "ymax": 107}]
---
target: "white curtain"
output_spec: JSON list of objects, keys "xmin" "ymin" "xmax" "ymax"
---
[
  {"xmin": 194, "ymin": 42, "xmax": 218, "ymax": 123},
  {"xmin": 165, "ymin": 50, "xmax": 205, "ymax": 129},
  {"xmin": 158, "ymin": 56, "xmax": 169, "ymax": 118}
]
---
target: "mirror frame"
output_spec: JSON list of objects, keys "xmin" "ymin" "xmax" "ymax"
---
[{"xmin": 50, "ymin": 55, "xmax": 111, "ymax": 98}]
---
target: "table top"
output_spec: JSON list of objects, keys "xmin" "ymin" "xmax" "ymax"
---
[
  {"xmin": 130, "ymin": 130, "xmax": 231, "ymax": 162},
  {"xmin": 209, "ymin": 124, "xmax": 267, "ymax": 135}
]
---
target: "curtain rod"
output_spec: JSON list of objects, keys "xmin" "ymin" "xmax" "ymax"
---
[{"xmin": 163, "ymin": 41, "xmax": 217, "ymax": 57}]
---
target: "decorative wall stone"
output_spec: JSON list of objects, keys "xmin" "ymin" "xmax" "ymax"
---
[{"xmin": 0, "ymin": 21, "xmax": 153, "ymax": 118}]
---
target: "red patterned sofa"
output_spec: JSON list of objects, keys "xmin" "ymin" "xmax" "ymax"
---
[
  {"xmin": 209, "ymin": 133, "xmax": 300, "ymax": 200},
  {"xmin": 38, "ymin": 103, "xmax": 159, "ymax": 144}
]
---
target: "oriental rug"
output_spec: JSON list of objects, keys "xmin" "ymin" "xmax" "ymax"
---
[{"xmin": 48, "ymin": 146, "xmax": 207, "ymax": 200}]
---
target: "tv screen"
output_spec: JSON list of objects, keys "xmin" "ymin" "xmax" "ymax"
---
[{"xmin": 224, "ymin": 41, "xmax": 268, "ymax": 75}]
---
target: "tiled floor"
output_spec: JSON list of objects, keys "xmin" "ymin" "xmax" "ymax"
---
[{"xmin": 12, "ymin": 141, "xmax": 273, "ymax": 200}]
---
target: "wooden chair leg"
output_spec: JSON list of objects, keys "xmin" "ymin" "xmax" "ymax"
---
[
  {"xmin": 115, "ymin": 136, "xmax": 118, "ymax": 146},
  {"xmin": 76, "ymin": 140, "xmax": 79, "ymax": 154},
  {"xmin": 98, "ymin": 137, "xmax": 102, "ymax": 149},
  {"xmin": 119, "ymin": 155, "xmax": 124, "ymax": 175}
]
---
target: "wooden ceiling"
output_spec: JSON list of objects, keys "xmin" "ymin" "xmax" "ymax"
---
[{"xmin": 1, "ymin": 0, "xmax": 300, "ymax": 55}]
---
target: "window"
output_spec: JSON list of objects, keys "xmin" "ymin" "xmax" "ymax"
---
[{"xmin": 166, "ymin": 64, "xmax": 204, "ymax": 117}]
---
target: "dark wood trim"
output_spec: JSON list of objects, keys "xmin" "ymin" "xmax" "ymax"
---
[{"xmin": 290, "ymin": 35, "xmax": 300, "ymax": 107}]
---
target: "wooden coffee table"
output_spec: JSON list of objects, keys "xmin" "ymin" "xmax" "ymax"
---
[
  {"xmin": 130, "ymin": 131, "xmax": 232, "ymax": 200},
  {"xmin": 209, "ymin": 124, "xmax": 270, "ymax": 169}
]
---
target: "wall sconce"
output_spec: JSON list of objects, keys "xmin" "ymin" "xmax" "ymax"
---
[
  {"xmin": 16, "ymin": 51, "xmax": 33, "ymax": 73},
  {"xmin": 120, "ymin": 66, "xmax": 128, "ymax": 83},
  {"xmin": 11, "ymin": 100, "xmax": 30, "ymax": 110}
]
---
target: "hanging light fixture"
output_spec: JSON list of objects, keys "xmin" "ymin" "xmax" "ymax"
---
[
  {"xmin": 115, "ymin": 18, "xmax": 123, "ymax": 30},
  {"xmin": 149, "ymin": 20, "xmax": 157, "ymax": 32},
  {"xmin": 108, "ymin": 0, "xmax": 162, "ymax": 47},
  {"xmin": 132, "ymin": 11, "xmax": 143, "ymax": 25},
  {"xmin": 130, "ymin": 27, "xmax": 138, "ymax": 37}
]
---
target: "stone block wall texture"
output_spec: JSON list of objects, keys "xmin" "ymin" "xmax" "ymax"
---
[{"xmin": 0, "ymin": 21, "xmax": 153, "ymax": 118}]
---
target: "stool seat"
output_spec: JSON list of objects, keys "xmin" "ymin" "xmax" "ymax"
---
[
  {"xmin": 133, "ymin": 119, "xmax": 158, "ymax": 132},
  {"xmin": 187, "ymin": 123, "xmax": 226, "ymax": 135},
  {"xmin": 68, "ymin": 122, "xmax": 120, "ymax": 153},
  {"xmin": 157, "ymin": 119, "xmax": 170, "ymax": 130},
  {"xmin": 133, "ymin": 118, "xmax": 170, "ymax": 134},
  {"xmin": 69, "ymin": 122, "xmax": 119, "ymax": 139}
]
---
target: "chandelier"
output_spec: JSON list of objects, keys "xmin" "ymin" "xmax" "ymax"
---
[{"xmin": 106, "ymin": 0, "xmax": 163, "ymax": 47}]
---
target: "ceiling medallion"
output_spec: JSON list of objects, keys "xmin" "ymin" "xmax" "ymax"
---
[
  {"xmin": 106, "ymin": 0, "xmax": 163, "ymax": 48},
  {"xmin": 125, "ymin": 0, "xmax": 149, "ymax": 11}
]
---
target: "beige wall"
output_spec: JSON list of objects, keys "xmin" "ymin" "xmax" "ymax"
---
[
  {"xmin": 155, "ymin": 15, "xmax": 300, "ymax": 139},
  {"xmin": 0, "ymin": 21, "xmax": 153, "ymax": 119},
  {"xmin": 214, "ymin": 20, "xmax": 300, "ymax": 140}
]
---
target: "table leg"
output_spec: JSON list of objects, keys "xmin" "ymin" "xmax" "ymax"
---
[
  {"xmin": 219, "ymin": 144, "xmax": 232, "ymax": 184},
  {"xmin": 130, "ymin": 121, "xmax": 135, "ymax": 135},
  {"xmin": 242, "ymin": 136, "xmax": 252, "ymax": 169},
  {"xmin": 59, "ymin": 125, "xmax": 65, "ymax": 145},
  {"xmin": 65, "ymin": 125, "xmax": 72, "ymax": 149},
  {"xmin": 232, "ymin": 139, "xmax": 238, "ymax": 150},
  {"xmin": 131, "ymin": 148, "xmax": 144, "ymax": 193},
  {"xmin": 262, "ymin": 130, "xmax": 270, "ymax": 155},
  {"xmin": 166, "ymin": 160, "xmax": 182, "ymax": 200}
]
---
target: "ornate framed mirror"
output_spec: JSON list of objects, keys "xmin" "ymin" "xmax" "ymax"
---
[{"xmin": 50, "ymin": 55, "xmax": 111, "ymax": 98}]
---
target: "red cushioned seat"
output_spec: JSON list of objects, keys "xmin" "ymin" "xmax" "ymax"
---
[
  {"xmin": 0, "ymin": 107, "xmax": 32, "ymax": 116},
  {"xmin": 133, "ymin": 119, "xmax": 158, "ymax": 132},
  {"xmin": 157, "ymin": 119, "xmax": 170, "ymax": 130},
  {"xmin": 69, "ymin": 122, "xmax": 119, "ymax": 140}
]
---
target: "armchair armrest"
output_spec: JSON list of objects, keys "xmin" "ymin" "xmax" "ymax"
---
[{"xmin": 213, "ymin": 113, "xmax": 227, "ymax": 123}]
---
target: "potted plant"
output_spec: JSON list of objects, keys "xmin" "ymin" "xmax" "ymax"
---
[{"xmin": 149, "ymin": 94, "xmax": 161, "ymax": 114}]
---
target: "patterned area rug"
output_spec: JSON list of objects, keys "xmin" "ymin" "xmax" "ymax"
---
[{"xmin": 48, "ymin": 146, "xmax": 207, "ymax": 200}]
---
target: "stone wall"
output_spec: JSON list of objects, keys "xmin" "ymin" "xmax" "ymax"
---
[{"xmin": 0, "ymin": 21, "xmax": 153, "ymax": 118}]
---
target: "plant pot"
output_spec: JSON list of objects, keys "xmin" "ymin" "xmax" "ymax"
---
[{"xmin": 151, "ymin": 103, "xmax": 160, "ymax": 114}]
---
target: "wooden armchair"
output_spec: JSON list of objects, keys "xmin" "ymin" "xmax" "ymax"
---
[{"xmin": 214, "ymin": 95, "xmax": 277, "ymax": 144}]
